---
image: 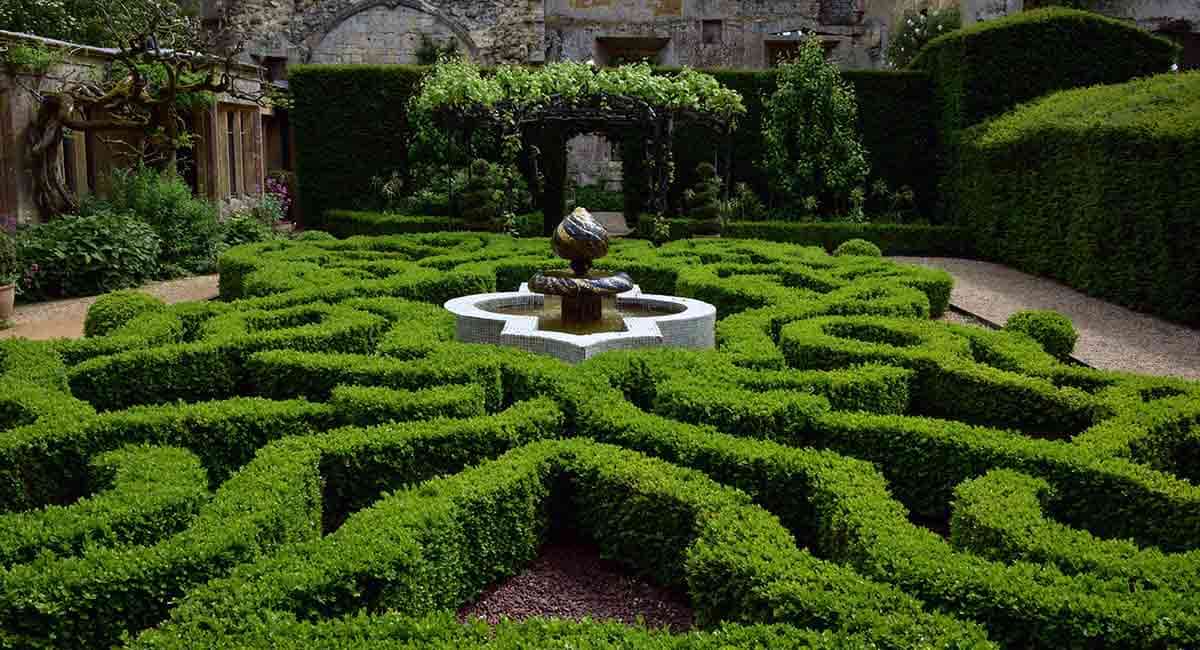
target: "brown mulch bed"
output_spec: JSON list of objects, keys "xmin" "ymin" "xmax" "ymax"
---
[{"xmin": 457, "ymin": 541, "xmax": 694, "ymax": 631}]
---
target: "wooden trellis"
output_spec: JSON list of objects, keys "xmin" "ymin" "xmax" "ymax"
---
[{"xmin": 435, "ymin": 92, "xmax": 733, "ymax": 235}]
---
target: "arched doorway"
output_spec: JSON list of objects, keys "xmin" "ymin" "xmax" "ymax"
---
[{"xmin": 310, "ymin": 1, "xmax": 475, "ymax": 65}]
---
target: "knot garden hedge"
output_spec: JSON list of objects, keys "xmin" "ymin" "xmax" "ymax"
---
[{"xmin": 3, "ymin": 233, "xmax": 1200, "ymax": 648}]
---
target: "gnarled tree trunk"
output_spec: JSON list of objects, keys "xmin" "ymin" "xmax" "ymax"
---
[{"xmin": 27, "ymin": 95, "xmax": 78, "ymax": 218}]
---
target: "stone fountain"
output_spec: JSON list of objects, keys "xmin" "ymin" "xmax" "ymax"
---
[{"xmin": 445, "ymin": 208, "xmax": 715, "ymax": 363}]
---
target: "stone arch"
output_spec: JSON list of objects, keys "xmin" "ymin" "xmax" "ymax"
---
[{"xmin": 308, "ymin": 0, "xmax": 479, "ymax": 64}]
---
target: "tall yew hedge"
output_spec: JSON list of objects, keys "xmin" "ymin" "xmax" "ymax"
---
[
  {"xmin": 290, "ymin": 65, "xmax": 426, "ymax": 225},
  {"xmin": 912, "ymin": 8, "xmax": 1178, "ymax": 134},
  {"xmin": 955, "ymin": 73, "xmax": 1200, "ymax": 325}
]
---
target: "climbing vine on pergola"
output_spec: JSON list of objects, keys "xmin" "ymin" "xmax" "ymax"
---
[{"xmin": 410, "ymin": 59, "xmax": 745, "ymax": 235}]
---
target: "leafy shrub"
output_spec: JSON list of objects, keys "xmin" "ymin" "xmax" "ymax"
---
[
  {"xmin": 93, "ymin": 167, "xmax": 221, "ymax": 274},
  {"xmin": 85, "ymin": 290, "xmax": 167, "ymax": 338},
  {"xmin": 0, "ymin": 230, "xmax": 20, "ymax": 285},
  {"xmin": 18, "ymin": 213, "xmax": 161, "ymax": 301},
  {"xmin": 460, "ymin": 159, "xmax": 503, "ymax": 231},
  {"xmin": 222, "ymin": 214, "xmax": 279, "ymax": 247},
  {"xmin": 293, "ymin": 230, "xmax": 337, "ymax": 242},
  {"xmin": 1005, "ymin": 310, "xmax": 1077, "ymax": 360},
  {"xmin": 833, "ymin": 238, "xmax": 883, "ymax": 257},
  {"xmin": 762, "ymin": 39, "xmax": 869, "ymax": 217},
  {"xmin": 572, "ymin": 184, "xmax": 624, "ymax": 212}
]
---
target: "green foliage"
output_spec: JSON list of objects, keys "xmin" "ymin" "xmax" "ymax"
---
[
  {"xmin": 17, "ymin": 213, "xmax": 161, "ymax": 301},
  {"xmin": 90, "ymin": 166, "xmax": 221, "ymax": 274},
  {"xmin": 411, "ymin": 60, "xmax": 745, "ymax": 123},
  {"xmin": 84, "ymin": 290, "xmax": 166, "ymax": 338},
  {"xmin": 1005, "ymin": 310, "xmax": 1078, "ymax": 360},
  {"xmin": 955, "ymin": 72, "xmax": 1200, "ymax": 324},
  {"xmin": 326, "ymin": 210, "xmax": 455, "ymax": 237},
  {"xmin": 290, "ymin": 65, "xmax": 427, "ymax": 225},
  {"xmin": 460, "ymin": 159, "xmax": 504, "ymax": 230},
  {"xmin": 912, "ymin": 8, "xmax": 1179, "ymax": 132},
  {"xmin": 8, "ymin": 231, "xmax": 1200, "ymax": 648},
  {"xmin": 833, "ymin": 239, "xmax": 882, "ymax": 258},
  {"xmin": 1, "ymin": 42, "xmax": 59, "ymax": 73},
  {"xmin": 222, "ymin": 214, "xmax": 280, "ymax": 248},
  {"xmin": 888, "ymin": 6, "xmax": 960, "ymax": 69},
  {"xmin": 0, "ymin": 230, "xmax": 20, "ymax": 285},
  {"xmin": 0, "ymin": 444, "xmax": 208, "ymax": 566},
  {"xmin": 686, "ymin": 162, "xmax": 723, "ymax": 235},
  {"xmin": 292, "ymin": 65, "xmax": 935, "ymax": 225},
  {"xmin": 572, "ymin": 184, "xmax": 624, "ymax": 212},
  {"xmin": 762, "ymin": 39, "xmax": 869, "ymax": 217}
]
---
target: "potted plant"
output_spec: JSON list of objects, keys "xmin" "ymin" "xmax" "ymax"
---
[{"xmin": 0, "ymin": 231, "xmax": 19, "ymax": 319}]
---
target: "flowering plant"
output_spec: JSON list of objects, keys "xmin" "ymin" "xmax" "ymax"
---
[
  {"xmin": 887, "ymin": 6, "xmax": 961, "ymax": 68},
  {"xmin": 265, "ymin": 176, "xmax": 292, "ymax": 220}
]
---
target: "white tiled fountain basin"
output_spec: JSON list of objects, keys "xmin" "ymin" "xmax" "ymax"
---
[{"xmin": 444, "ymin": 284, "xmax": 716, "ymax": 364}]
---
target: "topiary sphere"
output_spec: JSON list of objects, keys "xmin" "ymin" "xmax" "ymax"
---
[
  {"xmin": 834, "ymin": 239, "xmax": 882, "ymax": 257},
  {"xmin": 294, "ymin": 230, "xmax": 337, "ymax": 242},
  {"xmin": 1004, "ymin": 309, "xmax": 1078, "ymax": 360},
  {"xmin": 84, "ymin": 290, "xmax": 167, "ymax": 338}
]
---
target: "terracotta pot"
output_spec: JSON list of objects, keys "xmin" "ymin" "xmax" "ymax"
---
[{"xmin": 0, "ymin": 284, "xmax": 13, "ymax": 321}]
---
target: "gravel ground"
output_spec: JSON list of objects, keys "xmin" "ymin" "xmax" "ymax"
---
[
  {"xmin": 893, "ymin": 257, "xmax": 1200, "ymax": 380},
  {"xmin": 0, "ymin": 275, "xmax": 219, "ymax": 341},
  {"xmin": 458, "ymin": 542, "xmax": 694, "ymax": 631}
]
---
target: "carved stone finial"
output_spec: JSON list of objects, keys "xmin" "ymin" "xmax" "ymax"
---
[{"xmin": 551, "ymin": 207, "xmax": 609, "ymax": 277}]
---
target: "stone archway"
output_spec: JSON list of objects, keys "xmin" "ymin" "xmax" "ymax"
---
[{"xmin": 309, "ymin": 0, "xmax": 478, "ymax": 64}]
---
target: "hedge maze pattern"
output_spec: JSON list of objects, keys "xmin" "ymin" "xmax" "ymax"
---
[{"xmin": 3, "ymin": 234, "xmax": 1200, "ymax": 649}]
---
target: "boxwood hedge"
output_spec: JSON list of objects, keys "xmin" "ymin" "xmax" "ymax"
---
[{"xmin": 1, "ymin": 233, "xmax": 1197, "ymax": 649}]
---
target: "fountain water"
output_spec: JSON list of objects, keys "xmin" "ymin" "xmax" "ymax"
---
[{"xmin": 444, "ymin": 208, "xmax": 716, "ymax": 363}]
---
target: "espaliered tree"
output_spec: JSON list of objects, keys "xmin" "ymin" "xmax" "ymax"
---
[
  {"xmin": 16, "ymin": 1, "xmax": 259, "ymax": 217},
  {"xmin": 411, "ymin": 59, "xmax": 744, "ymax": 235}
]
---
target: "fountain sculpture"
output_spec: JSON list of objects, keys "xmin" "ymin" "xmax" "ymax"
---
[{"xmin": 445, "ymin": 208, "xmax": 716, "ymax": 363}]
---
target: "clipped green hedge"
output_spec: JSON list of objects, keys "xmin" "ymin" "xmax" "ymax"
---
[
  {"xmin": 290, "ymin": 65, "xmax": 426, "ymax": 225},
  {"xmin": 326, "ymin": 210, "xmax": 455, "ymax": 237},
  {"xmin": 138, "ymin": 439, "xmax": 988, "ymax": 649},
  {"xmin": 954, "ymin": 72, "xmax": 1200, "ymax": 324},
  {"xmin": 647, "ymin": 220, "xmax": 972, "ymax": 256},
  {"xmin": 5, "ymin": 232, "xmax": 1200, "ymax": 648},
  {"xmin": 912, "ymin": 8, "xmax": 1178, "ymax": 133},
  {"xmin": 0, "ymin": 401, "xmax": 561, "ymax": 648}
]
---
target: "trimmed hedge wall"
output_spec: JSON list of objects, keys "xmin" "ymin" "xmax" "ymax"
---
[
  {"xmin": 291, "ymin": 66, "xmax": 936, "ymax": 224},
  {"xmin": 953, "ymin": 72, "xmax": 1200, "ymax": 325},
  {"xmin": 724, "ymin": 221, "xmax": 971, "ymax": 255},
  {"xmin": 912, "ymin": 8, "xmax": 1179, "ymax": 134},
  {"xmin": 4, "ymin": 233, "xmax": 1200, "ymax": 648},
  {"xmin": 290, "ymin": 65, "xmax": 426, "ymax": 225}
]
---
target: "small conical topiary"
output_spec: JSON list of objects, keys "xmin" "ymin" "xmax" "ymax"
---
[
  {"xmin": 460, "ymin": 159, "xmax": 502, "ymax": 231},
  {"xmin": 689, "ymin": 162, "xmax": 723, "ymax": 236}
]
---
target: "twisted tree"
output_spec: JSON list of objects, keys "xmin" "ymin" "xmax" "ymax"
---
[{"xmin": 12, "ymin": 0, "xmax": 260, "ymax": 217}]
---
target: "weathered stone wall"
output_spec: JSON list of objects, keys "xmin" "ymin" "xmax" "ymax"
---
[
  {"xmin": 208, "ymin": 0, "xmax": 545, "ymax": 64},
  {"xmin": 309, "ymin": 4, "xmax": 460, "ymax": 64}
]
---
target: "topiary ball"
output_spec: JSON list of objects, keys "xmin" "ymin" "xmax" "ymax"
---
[
  {"xmin": 294, "ymin": 230, "xmax": 336, "ymax": 242},
  {"xmin": 834, "ymin": 239, "xmax": 882, "ymax": 257},
  {"xmin": 84, "ymin": 290, "xmax": 167, "ymax": 338},
  {"xmin": 1004, "ymin": 309, "xmax": 1078, "ymax": 360}
]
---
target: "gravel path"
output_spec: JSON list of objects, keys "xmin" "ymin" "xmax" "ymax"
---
[
  {"xmin": 0, "ymin": 275, "xmax": 219, "ymax": 341},
  {"xmin": 893, "ymin": 257, "xmax": 1200, "ymax": 380},
  {"xmin": 458, "ymin": 542, "xmax": 694, "ymax": 631}
]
